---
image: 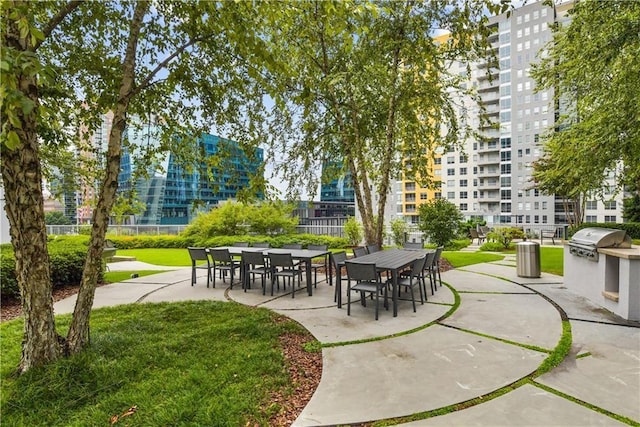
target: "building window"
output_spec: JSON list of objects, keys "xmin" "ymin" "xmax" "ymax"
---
[
  {"xmin": 460, "ymin": 191, "xmax": 468, "ymax": 199},
  {"xmin": 460, "ymin": 167, "xmax": 467, "ymax": 175},
  {"xmin": 604, "ymin": 215, "xmax": 616, "ymax": 223},
  {"xmin": 604, "ymin": 201, "xmax": 617, "ymax": 210},
  {"xmin": 447, "ymin": 168, "xmax": 455, "ymax": 176},
  {"xmin": 459, "ymin": 203, "xmax": 468, "ymax": 211},
  {"xmin": 586, "ymin": 215, "xmax": 597, "ymax": 222},
  {"xmin": 447, "ymin": 191, "xmax": 455, "ymax": 199},
  {"xmin": 434, "ymin": 158, "xmax": 442, "ymax": 165},
  {"xmin": 420, "ymin": 193, "xmax": 428, "ymax": 200},
  {"xmin": 542, "ymin": 215, "xmax": 548, "ymax": 224},
  {"xmin": 435, "ymin": 192, "xmax": 442, "ymax": 199},
  {"xmin": 447, "ymin": 180, "xmax": 455, "ymax": 187},
  {"xmin": 460, "ymin": 179, "xmax": 468, "ymax": 187},
  {"xmin": 586, "ymin": 200, "xmax": 597, "ymax": 210}
]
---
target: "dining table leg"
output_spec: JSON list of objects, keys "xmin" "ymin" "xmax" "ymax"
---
[{"xmin": 305, "ymin": 259, "xmax": 313, "ymax": 296}]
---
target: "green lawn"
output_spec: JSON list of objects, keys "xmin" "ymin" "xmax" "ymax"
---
[
  {"xmin": 103, "ymin": 270, "xmax": 171, "ymax": 283},
  {"xmin": 540, "ymin": 246, "xmax": 563, "ymax": 276},
  {"xmin": 118, "ymin": 248, "xmax": 192, "ymax": 266},
  {"xmin": 1, "ymin": 301, "xmax": 310, "ymax": 426},
  {"xmin": 443, "ymin": 251, "xmax": 504, "ymax": 268}
]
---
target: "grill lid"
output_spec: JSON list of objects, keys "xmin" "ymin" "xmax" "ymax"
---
[{"xmin": 570, "ymin": 227, "xmax": 632, "ymax": 248}]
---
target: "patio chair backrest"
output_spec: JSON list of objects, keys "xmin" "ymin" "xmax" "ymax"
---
[
  {"xmin": 253, "ymin": 242, "xmax": 271, "ymax": 248},
  {"xmin": 424, "ymin": 251, "xmax": 436, "ymax": 269},
  {"xmin": 432, "ymin": 247, "xmax": 444, "ymax": 267},
  {"xmin": 345, "ymin": 261, "xmax": 378, "ymax": 282},
  {"xmin": 352, "ymin": 246, "xmax": 368, "ymax": 258},
  {"xmin": 209, "ymin": 248, "xmax": 233, "ymax": 263},
  {"xmin": 403, "ymin": 242, "xmax": 423, "ymax": 249},
  {"xmin": 410, "ymin": 256, "xmax": 427, "ymax": 277},
  {"xmin": 307, "ymin": 244, "xmax": 328, "ymax": 251},
  {"xmin": 188, "ymin": 247, "xmax": 209, "ymax": 262},
  {"xmin": 242, "ymin": 251, "xmax": 267, "ymax": 267},
  {"xmin": 283, "ymin": 244, "xmax": 303, "ymax": 250},
  {"xmin": 469, "ymin": 229, "xmax": 479, "ymax": 239},
  {"xmin": 332, "ymin": 251, "xmax": 347, "ymax": 269},
  {"xmin": 366, "ymin": 244, "xmax": 380, "ymax": 254},
  {"xmin": 269, "ymin": 252, "xmax": 296, "ymax": 268},
  {"xmin": 233, "ymin": 242, "xmax": 250, "ymax": 247}
]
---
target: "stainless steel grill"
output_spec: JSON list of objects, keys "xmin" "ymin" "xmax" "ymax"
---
[{"xmin": 568, "ymin": 227, "xmax": 632, "ymax": 261}]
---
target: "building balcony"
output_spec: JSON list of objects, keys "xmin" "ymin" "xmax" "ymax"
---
[
  {"xmin": 477, "ymin": 156, "xmax": 500, "ymax": 166},
  {"xmin": 477, "ymin": 169, "xmax": 501, "ymax": 178}
]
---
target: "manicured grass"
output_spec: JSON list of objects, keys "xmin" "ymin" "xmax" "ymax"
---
[
  {"xmin": 443, "ymin": 251, "xmax": 504, "ymax": 268},
  {"xmin": 103, "ymin": 270, "xmax": 170, "ymax": 283},
  {"xmin": 118, "ymin": 248, "xmax": 192, "ymax": 266},
  {"xmin": 0, "ymin": 301, "xmax": 307, "ymax": 426},
  {"xmin": 540, "ymin": 246, "xmax": 563, "ymax": 276}
]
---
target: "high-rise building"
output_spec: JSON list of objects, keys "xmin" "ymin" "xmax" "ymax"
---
[
  {"xmin": 119, "ymin": 131, "xmax": 263, "ymax": 225},
  {"xmin": 320, "ymin": 161, "xmax": 355, "ymax": 203},
  {"xmin": 396, "ymin": 0, "xmax": 625, "ymax": 230}
]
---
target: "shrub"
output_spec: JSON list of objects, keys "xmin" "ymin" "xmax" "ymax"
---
[
  {"xmin": 459, "ymin": 218, "xmax": 486, "ymax": 238},
  {"xmin": 487, "ymin": 227, "xmax": 525, "ymax": 249},
  {"xmin": 1, "ymin": 240, "xmax": 97, "ymax": 299},
  {"xmin": 389, "ymin": 218, "xmax": 408, "ymax": 247},
  {"xmin": 343, "ymin": 217, "xmax": 364, "ymax": 246},
  {"xmin": 479, "ymin": 241, "xmax": 508, "ymax": 252},
  {"xmin": 418, "ymin": 199, "xmax": 463, "ymax": 247},
  {"xmin": 445, "ymin": 238, "xmax": 471, "ymax": 251}
]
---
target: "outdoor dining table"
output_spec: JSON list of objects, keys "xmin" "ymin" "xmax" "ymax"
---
[
  {"xmin": 344, "ymin": 248, "xmax": 433, "ymax": 317},
  {"xmin": 211, "ymin": 246, "xmax": 331, "ymax": 297}
]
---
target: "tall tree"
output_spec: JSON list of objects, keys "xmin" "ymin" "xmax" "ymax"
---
[
  {"xmin": 261, "ymin": 0, "xmax": 509, "ymax": 246},
  {"xmin": 531, "ymin": 0, "xmax": 640, "ymax": 215},
  {"xmin": 1, "ymin": 1, "xmax": 273, "ymax": 372}
]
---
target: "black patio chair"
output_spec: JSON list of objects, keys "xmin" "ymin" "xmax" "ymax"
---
[
  {"xmin": 403, "ymin": 241, "xmax": 423, "ymax": 249},
  {"xmin": 269, "ymin": 252, "xmax": 303, "ymax": 298},
  {"xmin": 209, "ymin": 248, "xmax": 241, "ymax": 289},
  {"xmin": 345, "ymin": 261, "xmax": 388, "ymax": 320},
  {"xmin": 429, "ymin": 246, "xmax": 444, "ymax": 289},
  {"xmin": 307, "ymin": 244, "xmax": 328, "ymax": 287},
  {"xmin": 395, "ymin": 256, "xmax": 427, "ymax": 312},
  {"xmin": 352, "ymin": 246, "xmax": 368, "ymax": 258},
  {"xmin": 187, "ymin": 247, "xmax": 212, "ymax": 288},
  {"xmin": 331, "ymin": 251, "xmax": 348, "ymax": 303},
  {"xmin": 366, "ymin": 244, "xmax": 381, "ymax": 254},
  {"xmin": 241, "ymin": 251, "xmax": 269, "ymax": 293}
]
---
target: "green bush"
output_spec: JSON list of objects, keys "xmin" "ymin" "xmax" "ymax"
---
[
  {"xmin": 418, "ymin": 199, "xmax": 464, "ymax": 247},
  {"xmin": 389, "ymin": 218, "xmax": 408, "ymax": 247},
  {"xmin": 569, "ymin": 222, "xmax": 640, "ymax": 239},
  {"xmin": 479, "ymin": 241, "xmax": 509, "ymax": 252},
  {"xmin": 1, "ymin": 240, "xmax": 97, "ymax": 299},
  {"xmin": 445, "ymin": 238, "xmax": 471, "ymax": 251},
  {"xmin": 343, "ymin": 217, "xmax": 364, "ymax": 246},
  {"xmin": 487, "ymin": 227, "xmax": 525, "ymax": 249},
  {"xmin": 459, "ymin": 218, "xmax": 486, "ymax": 238}
]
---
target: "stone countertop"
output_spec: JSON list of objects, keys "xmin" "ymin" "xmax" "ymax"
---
[{"xmin": 598, "ymin": 245, "xmax": 640, "ymax": 260}]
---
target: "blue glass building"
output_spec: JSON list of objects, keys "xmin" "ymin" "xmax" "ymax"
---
[
  {"xmin": 320, "ymin": 161, "xmax": 355, "ymax": 203},
  {"xmin": 119, "ymin": 132, "xmax": 263, "ymax": 225}
]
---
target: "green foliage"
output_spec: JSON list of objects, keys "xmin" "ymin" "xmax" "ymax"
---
[
  {"xmin": 479, "ymin": 241, "xmax": 510, "ymax": 252},
  {"xmin": 623, "ymin": 194, "xmax": 640, "ymax": 222},
  {"xmin": 569, "ymin": 222, "xmax": 640, "ymax": 239},
  {"xmin": 444, "ymin": 239, "xmax": 471, "ymax": 251},
  {"xmin": 182, "ymin": 201, "xmax": 298, "ymax": 239},
  {"xmin": 245, "ymin": 202, "xmax": 298, "ymax": 235},
  {"xmin": 343, "ymin": 217, "xmax": 364, "ymax": 246},
  {"xmin": 418, "ymin": 199, "xmax": 463, "ymax": 247},
  {"xmin": 0, "ymin": 301, "xmax": 305, "ymax": 426},
  {"xmin": 44, "ymin": 211, "xmax": 71, "ymax": 225},
  {"xmin": 486, "ymin": 227, "xmax": 526, "ymax": 249},
  {"xmin": 531, "ymin": 1, "xmax": 640, "ymax": 200},
  {"xmin": 389, "ymin": 218, "xmax": 409, "ymax": 247},
  {"xmin": 1, "ymin": 240, "xmax": 97, "ymax": 298}
]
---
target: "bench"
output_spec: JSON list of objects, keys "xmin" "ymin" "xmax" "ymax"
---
[
  {"xmin": 102, "ymin": 240, "xmax": 117, "ymax": 270},
  {"xmin": 541, "ymin": 229, "xmax": 557, "ymax": 245}
]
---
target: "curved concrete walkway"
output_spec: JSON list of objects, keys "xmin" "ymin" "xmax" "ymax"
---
[{"xmin": 54, "ymin": 256, "xmax": 640, "ymax": 426}]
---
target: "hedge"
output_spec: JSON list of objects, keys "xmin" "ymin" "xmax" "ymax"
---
[
  {"xmin": 1, "ymin": 240, "xmax": 100, "ymax": 299},
  {"xmin": 569, "ymin": 222, "xmax": 640, "ymax": 239},
  {"xmin": 105, "ymin": 233, "xmax": 349, "ymax": 250}
]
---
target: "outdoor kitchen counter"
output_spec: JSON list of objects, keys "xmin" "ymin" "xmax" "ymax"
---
[
  {"xmin": 598, "ymin": 245, "xmax": 640, "ymax": 259},
  {"xmin": 564, "ymin": 243, "xmax": 640, "ymax": 322}
]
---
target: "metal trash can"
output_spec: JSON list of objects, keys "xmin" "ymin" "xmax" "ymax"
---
[{"xmin": 516, "ymin": 241, "xmax": 540, "ymax": 278}]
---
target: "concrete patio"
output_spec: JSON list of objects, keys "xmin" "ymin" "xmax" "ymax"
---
[{"xmin": 54, "ymin": 254, "xmax": 640, "ymax": 426}]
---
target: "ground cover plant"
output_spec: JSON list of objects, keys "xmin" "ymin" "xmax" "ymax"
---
[
  {"xmin": 443, "ymin": 252, "xmax": 504, "ymax": 268},
  {"xmin": 1, "ymin": 301, "xmax": 311, "ymax": 426}
]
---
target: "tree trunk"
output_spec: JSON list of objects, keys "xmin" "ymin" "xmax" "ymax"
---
[
  {"xmin": 1, "ymin": 68, "xmax": 63, "ymax": 372},
  {"xmin": 65, "ymin": 1, "xmax": 149, "ymax": 354}
]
